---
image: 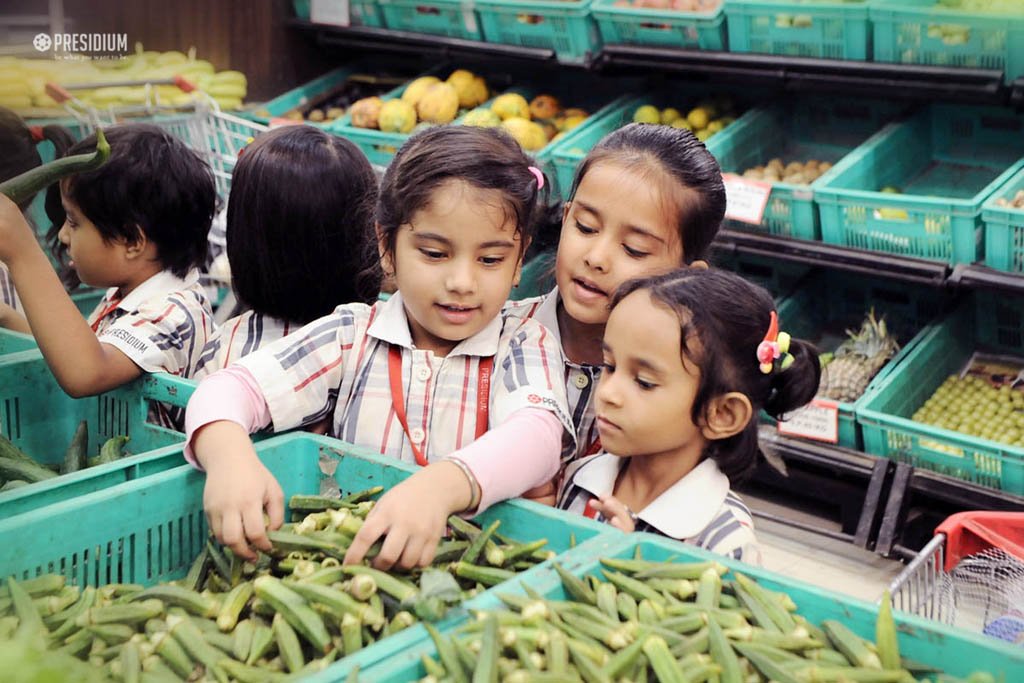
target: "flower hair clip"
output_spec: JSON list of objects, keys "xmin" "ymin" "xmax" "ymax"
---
[{"xmin": 757, "ymin": 311, "xmax": 794, "ymax": 374}]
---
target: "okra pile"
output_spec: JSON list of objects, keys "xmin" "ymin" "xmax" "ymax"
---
[
  {"xmin": 0, "ymin": 422, "xmax": 130, "ymax": 491},
  {"xmin": 0, "ymin": 487, "xmax": 555, "ymax": 682},
  {"xmin": 419, "ymin": 557, "xmax": 999, "ymax": 683}
]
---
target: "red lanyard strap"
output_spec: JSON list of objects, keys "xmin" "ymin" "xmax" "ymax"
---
[
  {"xmin": 387, "ymin": 346, "xmax": 493, "ymax": 466},
  {"xmin": 90, "ymin": 296, "xmax": 123, "ymax": 332}
]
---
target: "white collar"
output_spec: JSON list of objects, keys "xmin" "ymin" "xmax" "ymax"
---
[
  {"xmin": 109, "ymin": 269, "xmax": 199, "ymax": 312},
  {"xmin": 573, "ymin": 455, "xmax": 730, "ymax": 538},
  {"xmin": 367, "ymin": 291, "xmax": 504, "ymax": 357}
]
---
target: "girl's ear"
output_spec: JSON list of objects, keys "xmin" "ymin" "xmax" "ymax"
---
[
  {"xmin": 561, "ymin": 201, "xmax": 572, "ymax": 226},
  {"xmin": 375, "ymin": 221, "xmax": 394, "ymax": 276},
  {"xmin": 513, "ymin": 235, "xmax": 532, "ymax": 286},
  {"xmin": 700, "ymin": 392, "xmax": 753, "ymax": 442},
  {"xmin": 688, "ymin": 260, "xmax": 710, "ymax": 271},
  {"xmin": 122, "ymin": 225, "xmax": 149, "ymax": 260}
]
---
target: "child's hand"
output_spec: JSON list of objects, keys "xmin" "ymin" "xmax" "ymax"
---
[
  {"xmin": 522, "ymin": 479, "xmax": 557, "ymax": 507},
  {"xmin": 344, "ymin": 461, "xmax": 472, "ymax": 570},
  {"xmin": 589, "ymin": 495, "xmax": 638, "ymax": 532},
  {"xmin": 0, "ymin": 195, "xmax": 40, "ymax": 265},
  {"xmin": 194, "ymin": 422, "xmax": 285, "ymax": 561},
  {"xmin": 0, "ymin": 303, "xmax": 30, "ymax": 334}
]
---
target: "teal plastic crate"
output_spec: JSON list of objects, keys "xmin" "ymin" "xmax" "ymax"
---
[
  {"xmin": 0, "ymin": 329, "xmax": 35, "ymax": 358},
  {"xmin": 725, "ymin": 0, "xmax": 870, "ymax": 60},
  {"xmin": 294, "ymin": 0, "xmax": 385, "ymax": 27},
  {"xmin": 592, "ymin": 0, "xmax": 726, "ymax": 50},
  {"xmin": 982, "ymin": 165, "xmax": 1024, "ymax": 273},
  {"xmin": 0, "ymin": 356, "xmax": 193, "ymax": 470},
  {"xmin": 871, "ymin": 0, "xmax": 1024, "ymax": 84},
  {"xmin": 359, "ymin": 532, "xmax": 1024, "ymax": 681},
  {"xmin": 770, "ymin": 269, "xmax": 944, "ymax": 450},
  {"xmin": 715, "ymin": 252, "xmax": 811, "ymax": 301},
  {"xmin": 249, "ymin": 66, "xmax": 357, "ymax": 127},
  {"xmin": 713, "ymin": 97, "xmax": 904, "ymax": 239},
  {"xmin": 858, "ymin": 295, "xmax": 1024, "ymax": 494},
  {"xmin": 548, "ymin": 91, "xmax": 748, "ymax": 199},
  {"xmin": 378, "ymin": 0, "xmax": 482, "ymax": 39},
  {"xmin": 816, "ymin": 104, "xmax": 1024, "ymax": 264},
  {"xmin": 475, "ymin": 0, "xmax": 600, "ymax": 64},
  {"xmin": 0, "ymin": 432, "xmax": 616, "ymax": 681}
]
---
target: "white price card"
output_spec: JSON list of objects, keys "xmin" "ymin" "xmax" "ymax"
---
[
  {"xmin": 777, "ymin": 398, "xmax": 840, "ymax": 444},
  {"xmin": 722, "ymin": 173, "xmax": 772, "ymax": 225},
  {"xmin": 311, "ymin": 0, "xmax": 351, "ymax": 27}
]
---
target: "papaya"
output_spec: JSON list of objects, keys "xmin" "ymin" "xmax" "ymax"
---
[
  {"xmin": 400, "ymin": 76, "xmax": 441, "ymax": 107},
  {"xmin": 529, "ymin": 94, "xmax": 561, "ymax": 120},
  {"xmin": 462, "ymin": 109, "xmax": 502, "ymax": 128},
  {"xmin": 491, "ymin": 93, "xmax": 530, "ymax": 121},
  {"xmin": 416, "ymin": 83, "xmax": 459, "ymax": 125},
  {"xmin": 501, "ymin": 117, "xmax": 548, "ymax": 151},
  {"xmin": 446, "ymin": 70, "xmax": 489, "ymax": 108},
  {"xmin": 378, "ymin": 99, "xmax": 417, "ymax": 134},
  {"xmin": 349, "ymin": 96, "xmax": 384, "ymax": 129}
]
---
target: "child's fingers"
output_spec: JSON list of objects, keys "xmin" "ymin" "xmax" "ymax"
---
[
  {"xmin": 372, "ymin": 525, "xmax": 410, "ymax": 572},
  {"xmin": 220, "ymin": 512, "xmax": 257, "ymax": 561},
  {"xmin": 418, "ymin": 539, "xmax": 438, "ymax": 569},
  {"xmin": 396, "ymin": 535, "xmax": 428, "ymax": 571},
  {"xmin": 242, "ymin": 504, "xmax": 272, "ymax": 554},
  {"xmin": 264, "ymin": 481, "xmax": 285, "ymax": 531},
  {"xmin": 343, "ymin": 514, "xmax": 387, "ymax": 566}
]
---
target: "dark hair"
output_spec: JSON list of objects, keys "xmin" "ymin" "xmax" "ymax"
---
[
  {"xmin": 0, "ymin": 108, "xmax": 76, "ymax": 212},
  {"xmin": 568, "ymin": 123, "xmax": 726, "ymax": 264},
  {"xmin": 60, "ymin": 123, "xmax": 216, "ymax": 278},
  {"xmin": 612, "ymin": 268, "xmax": 820, "ymax": 482},
  {"xmin": 226, "ymin": 126, "xmax": 378, "ymax": 323},
  {"xmin": 374, "ymin": 125, "xmax": 546, "ymax": 274}
]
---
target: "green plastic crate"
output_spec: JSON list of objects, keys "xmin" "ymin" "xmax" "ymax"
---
[
  {"xmin": 725, "ymin": 0, "xmax": 870, "ymax": 60},
  {"xmin": 0, "ymin": 432, "xmax": 616, "ymax": 681},
  {"xmin": 248, "ymin": 66, "xmax": 358, "ymax": 127},
  {"xmin": 592, "ymin": 0, "xmax": 726, "ymax": 50},
  {"xmin": 770, "ymin": 269, "xmax": 944, "ymax": 449},
  {"xmin": 0, "ymin": 356, "xmax": 193, "ymax": 470},
  {"xmin": 715, "ymin": 252, "xmax": 810, "ymax": 301},
  {"xmin": 294, "ymin": 0, "xmax": 385, "ymax": 27},
  {"xmin": 0, "ymin": 330, "xmax": 35, "ymax": 358},
  {"xmin": 982, "ymin": 165, "xmax": 1024, "ymax": 273},
  {"xmin": 359, "ymin": 532, "xmax": 1024, "ymax": 681},
  {"xmin": 713, "ymin": 97, "xmax": 904, "ymax": 239},
  {"xmin": 858, "ymin": 295, "xmax": 1024, "ymax": 494},
  {"xmin": 871, "ymin": 0, "xmax": 1024, "ymax": 84},
  {"xmin": 476, "ymin": 0, "xmax": 601, "ymax": 64},
  {"xmin": 378, "ymin": 0, "xmax": 482, "ymax": 39},
  {"xmin": 816, "ymin": 104, "xmax": 1024, "ymax": 264}
]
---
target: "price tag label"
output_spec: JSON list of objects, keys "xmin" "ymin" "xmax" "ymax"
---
[
  {"xmin": 777, "ymin": 398, "xmax": 840, "ymax": 444},
  {"xmin": 311, "ymin": 0, "xmax": 351, "ymax": 26},
  {"xmin": 722, "ymin": 173, "xmax": 772, "ymax": 225}
]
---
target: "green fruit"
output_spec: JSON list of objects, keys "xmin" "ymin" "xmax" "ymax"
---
[{"xmin": 633, "ymin": 105, "xmax": 661, "ymax": 125}]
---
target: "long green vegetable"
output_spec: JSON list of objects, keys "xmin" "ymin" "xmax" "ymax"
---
[{"xmin": 0, "ymin": 129, "xmax": 110, "ymax": 205}]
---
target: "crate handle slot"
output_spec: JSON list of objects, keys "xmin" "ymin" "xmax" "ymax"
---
[
  {"xmin": 516, "ymin": 12, "xmax": 545, "ymax": 25},
  {"xmin": 775, "ymin": 13, "xmax": 813, "ymax": 30},
  {"xmin": 872, "ymin": 207, "xmax": 913, "ymax": 223},
  {"xmin": 638, "ymin": 21, "xmax": 673, "ymax": 31},
  {"xmin": 415, "ymin": 5, "xmax": 441, "ymax": 15}
]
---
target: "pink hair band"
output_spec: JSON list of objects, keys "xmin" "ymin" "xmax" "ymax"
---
[{"xmin": 528, "ymin": 166, "xmax": 545, "ymax": 190}]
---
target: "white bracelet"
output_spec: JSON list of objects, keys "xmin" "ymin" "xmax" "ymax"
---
[{"xmin": 447, "ymin": 457, "xmax": 481, "ymax": 513}]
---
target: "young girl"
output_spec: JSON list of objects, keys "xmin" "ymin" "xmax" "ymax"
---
[
  {"xmin": 185, "ymin": 126, "xmax": 575, "ymax": 568},
  {"xmin": 192, "ymin": 126, "xmax": 379, "ymax": 378},
  {"xmin": 505, "ymin": 122, "xmax": 727, "ymax": 500},
  {"xmin": 558, "ymin": 268, "xmax": 821, "ymax": 561},
  {"xmin": 0, "ymin": 108, "xmax": 75, "ymax": 321},
  {"xmin": 0, "ymin": 124, "xmax": 217, "ymax": 398}
]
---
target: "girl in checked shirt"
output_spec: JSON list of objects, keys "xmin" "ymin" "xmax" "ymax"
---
[
  {"xmin": 193, "ymin": 126, "xmax": 379, "ymax": 379},
  {"xmin": 558, "ymin": 268, "xmax": 821, "ymax": 562},
  {"xmin": 504, "ymin": 123, "xmax": 729, "ymax": 502},
  {"xmin": 186, "ymin": 126, "xmax": 575, "ymax": 569}
]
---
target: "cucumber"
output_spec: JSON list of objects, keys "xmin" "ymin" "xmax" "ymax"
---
[
  {"xmin": 0, "ymin": 479, "xmax": 29, "ymax": 492},
  {"xmin": 62, "ymin": 420, "xmax": 89, "ymax": 475},
  {"xmin": 0, "ymin": 456, "xmax": 58, "ymax": 483},
  {"xmin": 0, "ymin": 128, "xmax": 110, "ymax": 205},
  {"xmin": 96, "ymin": 435, "xmax": 130, "ymax": 465}
]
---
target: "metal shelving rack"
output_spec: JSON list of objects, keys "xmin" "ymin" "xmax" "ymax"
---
[{"xmin": 288, "ymin": 18, "xmax": 1024, "ymax": 555}]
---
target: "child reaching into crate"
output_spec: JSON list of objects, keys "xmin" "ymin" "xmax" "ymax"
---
[
  {"xmin": 192, "ymin": 126, "xmax": 379, "ymax": 379},
  {"xmin": 504, "ymin": 122, "xmax": 727, "ymax": 502},
  {"xmin": 557, "ymin": 268, "xmax": 821, "ymax": 561},
  {"xmin": 0, "ymin": 123, "xmax": 217, "ymax": 397},
  {"xmin": 0, "ymin": 107, "xmax": 75, "ymax": 320},
  {"xmin": 185, "ymin": 126, "xmax": 575, "ymax": 567}
]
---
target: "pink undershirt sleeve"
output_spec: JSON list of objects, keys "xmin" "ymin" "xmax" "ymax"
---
[
  {"xmin": 449, "ymin": 408, "xmax": 563, "ymax": 514},
  {"xmin": 183, "ymin": 365, "xmax": 272, "ymax": 468}
]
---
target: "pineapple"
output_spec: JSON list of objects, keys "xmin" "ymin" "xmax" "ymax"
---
[{"xmin": 819, "ymin": 309, "xmax": 900, "ymax": 403}]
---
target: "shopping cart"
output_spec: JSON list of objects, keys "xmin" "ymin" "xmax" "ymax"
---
[{"xmin": 888, "ymin": 512, "xmax": 1024, "ymax": 642}]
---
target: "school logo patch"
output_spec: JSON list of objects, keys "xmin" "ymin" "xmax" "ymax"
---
[{"xmin": 528, "ymin": 394, "xmax": 542, "ymax": 404}]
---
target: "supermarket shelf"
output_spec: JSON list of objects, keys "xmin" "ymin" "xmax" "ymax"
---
[
  {"xmin": 289, "ymin": 19, "xmax": 562, "ymax": 64},
  {"xmin": 597, "ymin": 46, "xmax": 1010, "ymax": 104},
  {"xmin": 711, "ymin": 230, "xmax": 950, "ymax": 287},
  {"xmin": 949, "ymin": 263, "xmax": 1024, "ymax": 295}
]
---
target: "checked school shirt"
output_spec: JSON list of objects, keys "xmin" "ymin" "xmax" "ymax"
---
[
  {"xmin": 558, "ymin": 455, "xmax": 760, "ymax": 562},
  {"xmin": 504, "ymin": 288, "xmax": 601, "ymax": 463},
  {"xmin": 0, "ymin": 262, "xmax": 20, "ymax": 313},
  {"xmin": 193, "ymin": 310, "xmax": 295, "ymax": 381},
  {"xmin": 235, "ymin": 291, "xmax": 576, "ymax": 464},
  {"xmin": 88, "ymin": 268, "xmax": 215, "ymax": 378}
]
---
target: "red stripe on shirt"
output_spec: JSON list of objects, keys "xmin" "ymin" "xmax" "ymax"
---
[
  {"xmin": 455, "ymin": 356, "xmax": 470, "ymax": 448},
  {"xmin": 223, "ymin": 316, "xmax": 245, "ymax": 366},
  {"xmin": 132, "ymin": 303, "xmax": 175, "ymax": 327},
  {"xmin": 380, "ymin": 406, "xmax": 397, "ymax": 455},
  {"xmin": 537, "ymin": 324, "xmax": 553, "ymax": 389},
  {"xmin": 292, "ymin": 344, "xmax": 351, "ymax": 391},
  {"xmin": 419, "ymin": 368, "xmax": 432, "ymax": 453}
]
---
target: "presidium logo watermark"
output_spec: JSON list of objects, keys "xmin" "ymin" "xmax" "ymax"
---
[{"xmin": 33, "ymin": 32, "xmax": 129, "ymax": 60}]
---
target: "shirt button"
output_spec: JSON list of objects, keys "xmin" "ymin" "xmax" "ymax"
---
[
  {"xmin": 410, "ymin": 427, "xmax": 426, "ymax": 444},
  {"xmin": 417, "ymin": 366, "xmax": 431, "ymax": 381},
  {"xmin": 573, "ymin": 371, "xmax": 590, "ymax": 389}
]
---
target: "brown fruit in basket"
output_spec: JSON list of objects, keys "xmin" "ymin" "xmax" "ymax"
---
[
  {"xmin": 350, "ymin": 96, "xmax": 384, "ymax": 129},
  {"xmin": 326, "ymin": 107, "xmax": 345, "ymax": 121},
  {"xmin": 307, "ymin": 109, "xmax": 326, "ymax": 122},
  {"xmin": 529, "ymin": 95, "xmax": 561, "ymax": 120}
]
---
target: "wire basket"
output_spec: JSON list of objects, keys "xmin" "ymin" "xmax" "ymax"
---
[{"xmin": 889, "ymin": 511, "xmax": 1024, "ymax": 642}]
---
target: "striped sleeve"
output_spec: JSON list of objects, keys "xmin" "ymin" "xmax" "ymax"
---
[
  {"xmin": 490, "ymin": 316, "xmax": 576, "ymax": 449},
  {"xmin": 96, "ymin": 285, "xmax": 213, "ymax": 376},
  {"xmin": 234, "ymin": 304, "xmax": 370, "ymax": 432},
  {"xmin": 687, "ymin": 493, "xmax": 759, "ymax": 563},
  {"xmin": 0, "ymin": 263, "xmax": 20, "ymax": 312}
]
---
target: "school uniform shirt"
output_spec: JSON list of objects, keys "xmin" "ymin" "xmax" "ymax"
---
[
  {"xmin": 235, "ymin": 291, "xmax": 576, "ymax": 463},
  {"xmin": 558, "ymin": 454, "xmax": 760, "ymax": 563},
  {"xmin": 89, "ymin": 268, "xmax": 215, "ymax": 378},
  {"xmin": 192, "ymin": 310, "xmax": 295, "ymax": 381},
  {"xmin": 505, "ymin": 288, "xmax": 601, "ymax": 462},
  {"xmin": 0, "ymin": 262, "xmax": 20, "ymax": 312}
]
